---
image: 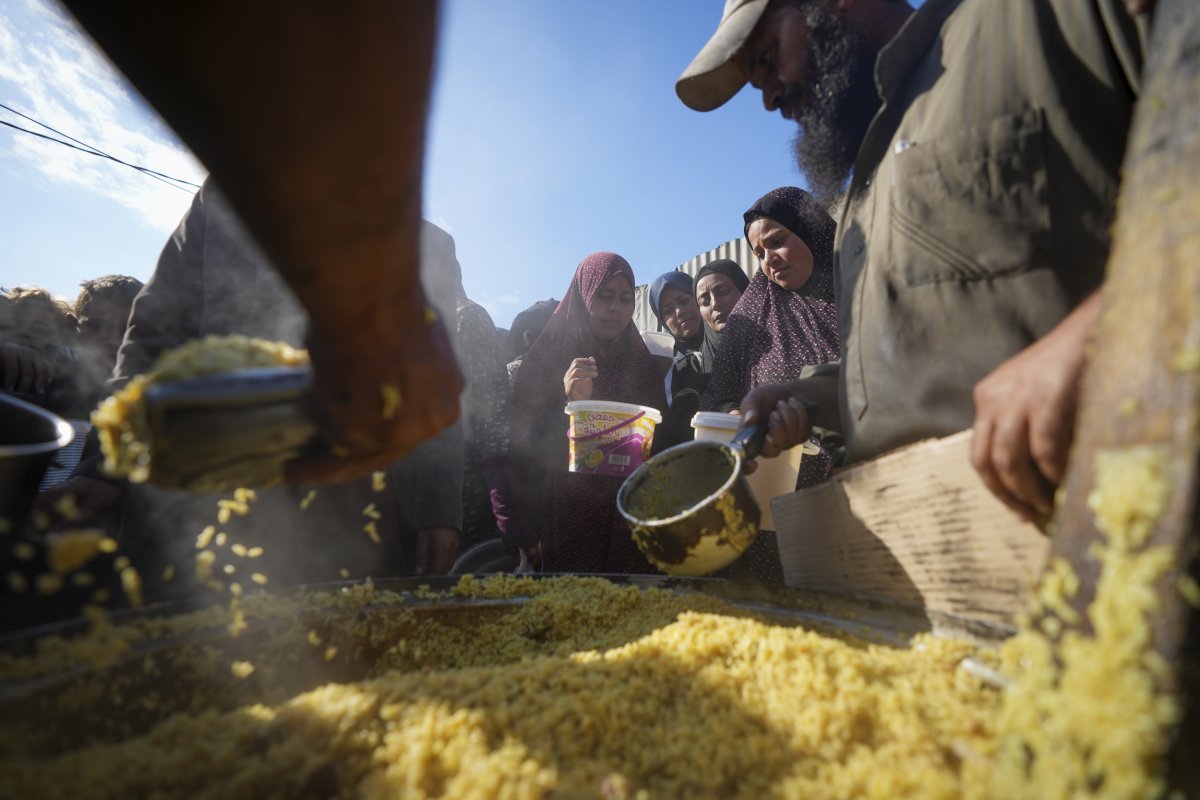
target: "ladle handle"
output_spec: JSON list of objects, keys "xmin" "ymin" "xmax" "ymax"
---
[{"xmin": 731, "ymin": 422, "xmax": 769, "ymax": 462}]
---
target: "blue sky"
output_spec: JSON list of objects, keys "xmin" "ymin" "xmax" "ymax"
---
[{"xmin": 1, "ymin": 0, "xmax": 804, "ymax": 329}]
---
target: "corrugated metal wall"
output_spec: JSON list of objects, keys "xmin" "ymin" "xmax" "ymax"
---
[{"xmin": 634, "ymin": 236, "xmax": 759, "ymax": 333}]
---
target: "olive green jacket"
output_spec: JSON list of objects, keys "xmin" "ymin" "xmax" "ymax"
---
[{"xmin": 833, "ymin": 0, "xmax": 1146, "ymax": 462}]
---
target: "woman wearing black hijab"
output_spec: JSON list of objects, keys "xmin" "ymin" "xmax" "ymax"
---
[
  {"xmin": 706, "ymin": 187, "xmax": 841, "ymax": 504},
  {"xmin": 649, "ymin": 270, "xmax": 711, "ymax": 451},
  {"xmin": 692, "ymin": 258, "xmax": 750, "ymax": 372}
]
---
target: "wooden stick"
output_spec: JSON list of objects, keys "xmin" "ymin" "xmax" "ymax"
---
[{"xmin": 1050, "ymin": 0, "xmax": 1200, "ymax": 788}]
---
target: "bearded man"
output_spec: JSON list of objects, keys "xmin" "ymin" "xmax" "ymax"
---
[{"xmin": 677, "ymin": 0, "xmax": 1151, "ymax": 520}]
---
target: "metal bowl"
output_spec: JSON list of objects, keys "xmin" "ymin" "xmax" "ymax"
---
[
  {"xmin": 0, "ymin": 393, "xmax": 75, "ymax": 526},
  {"xmin": 617, "ymin": 440, "xmax": 761, "ymax": 576},
  {"xmin": 448, "ymin": 538, "xmax": 531, "ymax": 575}
]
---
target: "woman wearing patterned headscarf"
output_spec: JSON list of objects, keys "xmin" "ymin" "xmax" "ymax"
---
[
  {"xmin": 508, "ymin": 252, "xmax": 666, "ymax": 573},
  {"xmin": 703, "ymin": 187, "xmax": 839, "ymax": 413},
  {"xmin": 703, "ymin": 186, "xmax": 841, "ymax": 566}
]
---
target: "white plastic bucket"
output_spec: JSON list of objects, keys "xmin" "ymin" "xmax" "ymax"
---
[
  {"xmin": 640, "ymin": 331, "xmax": 675, "ymax": 359},
  {"xmin": 566, "ymin": 401, "xmax": 662, "ymax": 477},
  {"xmin": 689, "ymin": 411, "xmax": 817, "ymax": 531},
  {"xmin": 691, "ymin": 411, "xmax": 741, "ymax": 442},
  {"xmin": 641, "ymin": 331, "xmax": 676, "ymax": 377}
]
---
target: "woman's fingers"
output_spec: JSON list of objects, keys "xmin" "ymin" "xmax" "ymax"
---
[{"xmin": 563, "ymin": 357, "xmax": 598, "ymax": 401}]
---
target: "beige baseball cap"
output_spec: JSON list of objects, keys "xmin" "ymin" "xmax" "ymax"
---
[{"xmin": 676, "ymin": 0, "xmax": 772, "ymax": 111}]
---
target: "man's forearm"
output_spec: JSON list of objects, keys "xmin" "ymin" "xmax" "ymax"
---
[
  {"xmin": 61, "ymin": 1, "xmax": 439, "ymax": 350},
  {"xmin": 789, "ymin": 365, "xmax": 842, "ymax": 432}
]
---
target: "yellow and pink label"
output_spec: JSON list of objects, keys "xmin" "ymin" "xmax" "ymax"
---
[{"xmin": 565, "ymin": 401, "xmax": 661, "ymax": 477}]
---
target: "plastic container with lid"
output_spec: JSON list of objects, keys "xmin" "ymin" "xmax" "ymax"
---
[
  {"xmin": 565, "ymin": 400, "xmax": 662, "ymax": 477},
  {"xmin": 691, "ymin": 411, "xmax": 742, "ymax": 443},
  {"xmin": 689, "ymin": 411, "xmax": 810, "ymax": 531}
]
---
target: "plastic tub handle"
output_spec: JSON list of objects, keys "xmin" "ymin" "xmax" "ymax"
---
[{"xmin": 567, "ymin": 410, "xmax": 647, "ymax": 442}]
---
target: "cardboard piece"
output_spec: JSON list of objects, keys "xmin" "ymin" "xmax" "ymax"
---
[{"xmin": 772, "ymin": 430, "xmax": 1049, "ymax": 629}]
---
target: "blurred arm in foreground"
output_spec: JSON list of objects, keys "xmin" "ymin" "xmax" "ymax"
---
[{"xmin": 59, "ymin": 0, "xmax": 462, "ymax": 484}]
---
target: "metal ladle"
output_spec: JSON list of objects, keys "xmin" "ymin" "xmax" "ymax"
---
[{"xmin": 617, "ymin": 423, "xmax": 768, "ymax": 576}]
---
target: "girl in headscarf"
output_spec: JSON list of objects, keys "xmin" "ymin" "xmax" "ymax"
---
[
  {"xmin": 508, "ymin": 252, "xmax": 666, "ymax": 573},
  {"xmin": 648, "ymin": 270, "xmax": 707, "ymax": 451},
  {"xmin": 649, "ymin": 263, "xmax": 752, "ymax": 451}
]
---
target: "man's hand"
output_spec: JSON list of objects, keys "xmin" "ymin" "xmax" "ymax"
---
[
  {"xmin": 285, "ymin": 310, "xmax": 463, "ymax": 485},
  {"xmin": 971, "ymin": 292, "xmax": 1102, "ymax": 520},
  {"xmin": 738, "ymin": 382, "xmax": 814, "ymax": 474},
  {"xmin": 564, "ymin": 357, "xmax": 597, "ymax": 402},
  {"xmin": 1, "ymin": 341, "xmax": 52, "ymax": 395},
  {"xmin": 414, "ymin": 525, "xmax": 459, "ymax": 576}
]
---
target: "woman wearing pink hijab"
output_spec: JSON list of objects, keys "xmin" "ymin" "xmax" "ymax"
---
[{"xmin": 508, "ymin": 252, "xmax": 666, "ymax": 573}]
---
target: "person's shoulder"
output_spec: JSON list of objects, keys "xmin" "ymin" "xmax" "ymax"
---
[{"xmin": 457, "ymin": 300, "xmax": 497, "ymax": 330}]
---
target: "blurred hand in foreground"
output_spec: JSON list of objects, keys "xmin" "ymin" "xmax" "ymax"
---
[
  {"xmin": 286, "ymin": 307, "xmax": 463, "ymax": 485},
  {"xmin": 0, "ymin": 341, "xmax": 52, "ymax": 395}
]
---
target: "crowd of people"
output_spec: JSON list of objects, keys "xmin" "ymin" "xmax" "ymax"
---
[
  {"xmin": 1, "ymin": 278, "xmax": 143, "ymax": 420},
  {"xmin": 1, "ymin": 174, "xmax": 848, "ymax": 624},
  {"xmin": 2, "ymin": 0, "xmax": 1155, "ymax": 629}
]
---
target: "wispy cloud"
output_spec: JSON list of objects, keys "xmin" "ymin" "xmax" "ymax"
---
[{"xmin": 0, "ymin": 0, "xmax": 206, "ymax": 230}]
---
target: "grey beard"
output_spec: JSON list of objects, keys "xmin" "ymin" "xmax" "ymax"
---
[{"xmin": 789, "ymin": 5, "xmax": 881, "ymax": 205}]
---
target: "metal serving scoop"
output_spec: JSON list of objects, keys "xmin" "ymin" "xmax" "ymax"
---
[
  {"xmin": 138, "ymin": 365, "xmax": 319, "ymax": 492},
  {"xmin": 617, "ymin": 423, "xmax": 768, "ymax": 576}
]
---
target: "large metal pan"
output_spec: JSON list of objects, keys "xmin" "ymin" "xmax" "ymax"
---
[{"xmin": 0, "ymin": 574, "xmax": 1010, "ymax": 759}]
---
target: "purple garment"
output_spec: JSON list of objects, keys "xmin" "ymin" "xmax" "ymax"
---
[
  {"xmin": 703, "ymin": 186, "xmax": 841, "ymax": 498},
  {"xmin": 509, "ymin": 252, "xmax": 666, "ymax": 574}
]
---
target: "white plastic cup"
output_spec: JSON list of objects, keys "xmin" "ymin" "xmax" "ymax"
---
[
  {"xmin": 691, "ymin": 411, "xmax": 741, "ymax": 443},
  {"xmin": 640, "ymin": 330, "xmax": 675, "ymax": 359},
  {"xmin": 689, "ymin": 411, "xmax": 808, "ymax": 531}
]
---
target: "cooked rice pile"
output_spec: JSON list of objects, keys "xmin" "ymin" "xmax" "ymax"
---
[
  {"xmin": 91, "ymin": 335, "xmax": 309, "ymax": 483},
  {"xmin": 1, "ymin": 576, "xmax": 1002, "ymax": 799},
  {"xmin": 0, "ymin": 447, "xmax": 1182, "ymax": 798},
  {"xmin": 983, "ymin": 445, "xmax": 1182, "ymax": 799}
]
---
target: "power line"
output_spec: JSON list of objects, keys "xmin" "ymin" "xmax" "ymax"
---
[
  {"xmin": 0, "ymin": 119, "xmax": 193, "ymax": 194},
  {"xmin": 0, "ymin": 102, "xmax": 202, "ymax": 192},
  {"xmin": 0, "ymin": 101, "xmax": 198, "ymax": 187}
]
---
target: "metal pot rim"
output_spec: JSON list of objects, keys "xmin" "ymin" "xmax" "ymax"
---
[
  {"xmin": 0, "ymin": 393, "xmax": 75, "ymax": 456},
  {"xmin": 616, "ymin": 439, "xmax": 743, "ymax": 529}
]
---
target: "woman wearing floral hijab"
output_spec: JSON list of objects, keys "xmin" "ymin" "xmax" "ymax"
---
[
  {"xmin": 508, "ymin": 252, "xmax": 666, "ymax": 573},
  {"xmin": 704, "ymin": 187, "xmax": 840, "ymax": 580},
  {"xmin": 703, "ymin": 186, "xmax": 840, "ymax": 413}
]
